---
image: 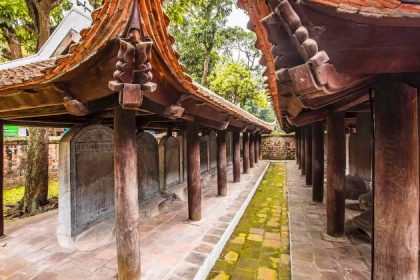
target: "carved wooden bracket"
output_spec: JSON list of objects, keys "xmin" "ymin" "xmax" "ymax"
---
[
  {"xmin": 163, "ymin": 105, "xmax": 185, "ymax": 120},
  {"xmin": 108, "ymin": 37, "xmax": 156, "ymax": 110}
]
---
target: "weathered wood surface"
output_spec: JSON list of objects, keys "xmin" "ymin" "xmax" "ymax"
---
[
  {"xmin": 312, "ymin": 122, "xmax": 324, "ymax": 203},
  {"xmin": 300, "ymin": 127, "xmax": 306, "ymax": 175},
  {"xmin": 255, "ymin": 133, "xmax": 259, "ymax": 163},
  {"xmin": 348, "ymin": 131, "xmax": 356, "ymax": 175},
  {"xmin": 305, "ymin": 125, "xmax": 312, "ymax": 185},
  {"xmin": 374, "ymin": 80, "xmax": 419, "ymax": 279},
  {"xmin": 243, "ymin": 132, "xmax": 250, "ymax": 174},
  {"xmin": 0, "ymin": 124, "xmax": 3, "ymax": 237},
  {"xmin": 114, "ymin": 107, "xmax": 141, "ymax": 279},
  {"xmin": 327, "ymin": 111, "xmax": 346, "ymax": 237},
  {"xmin": 137, "ymin": 132, "xmax": 159, "ymax": 201},
  {"xmin": 296, "ymin": 129, "xmax": 300, "ymax": 166},
  {"xmin": 217, "ymin": 131, "xmax": 227, "ymax": 197},
  {"xmin": 249, "ymin": 133, "xmax": 255, "ymax": 168},
  {"xmin": 186, "ymin": 121, "xmax": 201, "ymax": 221},
  {"xmin": 232, "ymin": 131, "xmax": 241, "ymax": 182}
]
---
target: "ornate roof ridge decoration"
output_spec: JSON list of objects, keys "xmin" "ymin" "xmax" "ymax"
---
[{"xmin": 0, "ymin": 0, "xmax": 273, "ymax": 132}]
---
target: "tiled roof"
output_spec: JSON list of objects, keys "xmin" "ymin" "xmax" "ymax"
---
[
  {"xmin": 0, "ymin": 0, "xmax": 273, "ymax": 131},
  {"xmin": 308, "ymin": 0, "xmax": 420, "ymax": 16}
]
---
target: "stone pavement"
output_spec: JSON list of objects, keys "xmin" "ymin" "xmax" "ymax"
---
[
  {"xmin": 0, "ymin": 161, "xmax": 269, "ymax": 280},
  {"xmin": 286, "ymin": 161, "xmax": 371, "ymax": 280},
  {"xmin": 208, "ymin": 162, "xmax": 290, "ymax": 280}
]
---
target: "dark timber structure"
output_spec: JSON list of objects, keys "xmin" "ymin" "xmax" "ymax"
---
[
  {"xmin": 240, "ymin": 0, "xmax": 420, "ymax": 277},
  {"xmin": 0, "ymin": 1, "xmax": 273, "ymax": 277}
]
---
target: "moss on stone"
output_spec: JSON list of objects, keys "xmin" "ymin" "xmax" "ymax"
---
[{"xmin": 207, "ymin": 163, "xmax": 291, "ymax": 280}]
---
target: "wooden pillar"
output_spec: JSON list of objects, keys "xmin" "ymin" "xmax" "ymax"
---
[
  {"xmin": 354, "ymin": 113, "xmax": 372, "ymax": 181},
  {"xmin": 243, "ymin": 132, "xmax": 249, "ymax": 174},
  {"xmin": 312, "ymin": 122, "xmax": 324, "ymax": 202},
  {"xmin": 348, "ymin": 130, "xmax": 356, "ymax": 175},
  {"xmin": 217, "ymin": 131, "xmax": 227, "ymax": 196},
  {"xmin": 186, "ymin": 121, "xmax": 201, "ymax": 221},
  {"xmin": 249, "ymin": 133, "xmax": 255, "ymax": 168},
  {"xmin": 374, "ymin": 81, "xmax": 419, "ymax": 279},
  {"xmin": 326, "ymin": 111, "xmax": 346, "ymax": 236},
  {"xmin": 296, "ymin": 130, "xmax": 300, "ymax": 165},
  {"xmin": 114, "ymin": 107, "xmax": 141, "ymax": 279},
  {"xmin": 300, "ymin": 127, "xmax": 306, "ymax": 175},
  {"xmin": 259, "ymin": 134, "xmax": 262, "ymax": 159},
  {"xmin": 255, "ymin": 133, "xmax": 259, "ymax": 163},
  {"xmin": 0, "ymin": 124, "xmax": 3, "ymax": 237},
  {"xmin": 232, "ymin": 131, "xmax": 241, "ymax": 182},
  {"xmin": 305, "ymin": 126, "xmax": 313, "ymax": 185}
]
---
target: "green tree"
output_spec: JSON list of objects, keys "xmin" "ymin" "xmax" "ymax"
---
[
  {"xmin": 165, "ymin": 0, "xmax": 234, "ymax": 85},
  {"xmin": 0, "ymin": 0, "xmax": 71, "ymax": 215}
]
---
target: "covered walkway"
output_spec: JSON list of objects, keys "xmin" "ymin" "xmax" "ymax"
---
[{"xmin": 0, "ymin": 162, "xmax": 268, "ymax": 280}]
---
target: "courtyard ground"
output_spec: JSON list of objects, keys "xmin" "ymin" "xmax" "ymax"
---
[
  {"xmin": 0, "ymin": 160, "xmax": 373, "ymax": 279},
  {"xmin": 208, "ymin": 162, "xmax": 290, "ymax": 280}
]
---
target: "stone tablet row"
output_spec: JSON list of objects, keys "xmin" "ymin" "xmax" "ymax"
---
[{"xmin": 57, "ymin": 125, "xmax": 232, "ymax": 248}]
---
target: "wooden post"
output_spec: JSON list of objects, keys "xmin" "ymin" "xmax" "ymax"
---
[
  {"xmin": 300, "ymin": 127, "xmax": 306, "ymax": 175},
  {"xmin": 374, "ymin": 81, "xmax": 419, "ymax": 279},
  {"xmin": 312, "ymin": 122, "xmax": 324, "ymax": 202},
  {"xmin": 114, "ymin": 107, "xmax": 141, "ymax": 279},
  {"xmin": 354, "ymin": 113, "xmax": 372, "ymax": 181},
  {"xmin": 243, "ymin": 132, "xmax": 250, "ymax": 174},
  {"xmin": 348, "ymin": 130, "xmax": 356, "ymax": 175},
  {"xmin": 186, "ymin": 121, "xmax": 201, "ymax": 221},
  {"xmin": 0, "ymin": 124, "xmax": 3, "ymax": 238},
  {"xmin": 305, "ymin": 126, "xmax": 313, "ymax": 185},
  {"xmin": 296, "ymin": 130, "xmax": 300, "ymax": 165},
  {"xmin": 326, "ymin": 111, "xmax": 346, "ymax": 236},
  {"xmin": 249, "ymin": 133, "xmax": 255, "ymax": 168},
  {"xmin": 217, "ymin": 131, "xmax": 227, "ymax": 196},
  {"xmin": 255, "ymin": 133, "xmax": 259, "ymax": 163},
  {"xmin": 259, "ymin": 134, "xmax": 262, "ymax": 159},
  {"xmin": 232, "ymin": 131, "xmax": 241, "ymax": 182}
]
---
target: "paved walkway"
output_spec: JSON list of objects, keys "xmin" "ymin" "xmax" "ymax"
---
[
  {"xmin": 208, "ymin": 162, "xmax": 290, "ymax": 280},
  {"xmin": 0, "ymin": 162, "xmax": 269, "ymax": 280},
  {"xmin": 286, "ymin": 161, "xmax": 371, "ymax": 280}
]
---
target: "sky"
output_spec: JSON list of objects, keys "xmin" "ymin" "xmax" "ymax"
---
[{"xmin": 227, "ymin": 6, "xmax": 249, "ymax": 30}]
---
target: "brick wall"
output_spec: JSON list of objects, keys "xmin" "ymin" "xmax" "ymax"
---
[
  {"xmin": 3, "ymin": 137, "xmax": 60, "ymax": 189},
  {"xmin": 261, "ymin": 135, "xmax": 296, "ymax": 160}
]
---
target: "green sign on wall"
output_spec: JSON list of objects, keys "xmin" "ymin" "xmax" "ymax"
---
[{"xmin": 4, "ymin": 126, "xmax": 19, "ymax": 137}]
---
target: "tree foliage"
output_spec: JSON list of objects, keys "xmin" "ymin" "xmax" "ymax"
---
[
  {"xmin": 165, "ymin": 1, "xmax": 276, "ymax": 123},
  {"xmin": 0, "ymin": 0, "xmax": 71, "ymax": 61},
  {"xmin": 164, "ymin": 0, "xmax": 234, "ymax": 85}
]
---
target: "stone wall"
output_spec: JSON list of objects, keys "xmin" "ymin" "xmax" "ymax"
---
[
  {"xmin": 3, "ymin": 137, "xmax": 60, "ymax": 189},
  {"xmin": 261, "ymin": 135, "xmax": 296, "ymax": 160}
]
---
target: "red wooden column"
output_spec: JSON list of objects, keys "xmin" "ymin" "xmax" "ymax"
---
[
  {"xmin": 312, "ymin": 122, "xmax": 324, "ymax": 202},
  {"xmin": 300, "ymin": 127, "xmax": 306, "ymax": 175},
  {"xmin": 255, "ymin": 133, "xmax": 259, "ymax": 163},
  {"xmin": 374, "ymin": 81, "xmax": 419, "ymax": 279},
  {"xmin": 326, "ymin": 111, "xmax": 346, "ymax": 236},
  {"xmin": 232, "ymin": 131, "xmax": 241, "ymax": 182},
  {"xmin": 0, "ymin": 124, "xmax": 3, "ymax": 237},
  {"xmin": 114, "ymin": 107, "xmax": 141, "ymax": 279},
  {"xmin": 186, "ymin": 121, "xmax": 201, "ymax": 221},
  {"xmin": 249, "ymin": 133, "xmax": 255, "ymax": 168},
  {"xmin": 217, "ymin": 131, "xmax": 227, "ymax": 196},
  {"xmin": 305, "ymin": 126, "xmax": 313, "ymax": 185},
  {"xmin": 243, "ymin": 132, "xmax": 250, "ymax": 173}
]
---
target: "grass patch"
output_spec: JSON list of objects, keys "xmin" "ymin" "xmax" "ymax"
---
[{"xmin": 4, "ymin": 180, "xmax": 59, "ymax": 206}]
